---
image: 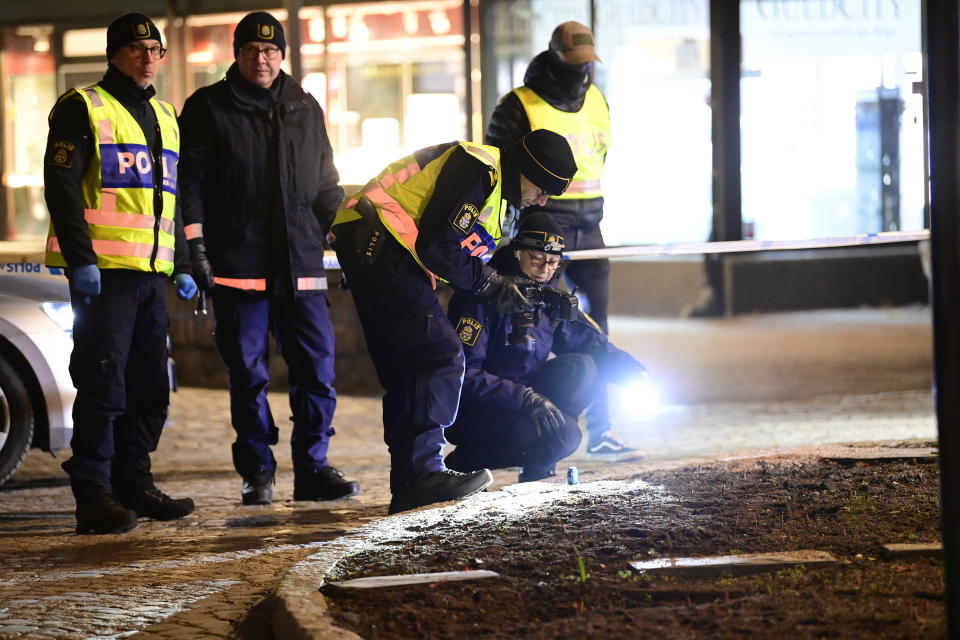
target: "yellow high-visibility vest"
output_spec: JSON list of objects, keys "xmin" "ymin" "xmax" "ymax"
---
[
  {"xmin": 514, "ymin": 84, "xmax": 610, "ymax": 199},
  {"xmin": 45, "ymin": 85, "xmax": 179, "ymax": 275},
  {"xmin": 335, "ymin": 142, "xmax": 505, "ymax": 284}
]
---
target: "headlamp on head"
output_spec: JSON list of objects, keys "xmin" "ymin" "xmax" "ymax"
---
[{"xmin": 511, "ymin": 212, "xmax": 566, "ymax": 255}]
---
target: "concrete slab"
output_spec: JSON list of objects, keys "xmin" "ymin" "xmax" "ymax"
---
[
  {"xmin": 880, "ymin": 543, "xmax": 943, "ymax": 559},
  {"xmin": 629, "ymin": 550, "xmax": 837, "ymax": 577},
  {"xmin": 324, "ymin": 570, "xmax": 499, "ymax": 592},
  {"xmin": 823, "ymin": 447, "xmax": 938, "ymax": 465}
]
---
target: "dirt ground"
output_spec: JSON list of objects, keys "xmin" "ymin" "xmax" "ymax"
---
[{"xmin": 324, "ymin": 447, "xmax": 945, "ymax": 639}]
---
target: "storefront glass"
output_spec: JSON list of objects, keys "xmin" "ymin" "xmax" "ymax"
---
[
  {"xmin": 484, "ymin": 0, "xmax": 712, "ymax": 247},
  {"xmin": 595, "ymin": 0, "xmax": 711, "ymax": 246},
  {"xmin": 2, "ymin": 27, "xmax": 55, "ymax": 241},
  {"xmin": 184, "ymin": 3, "xmax": 467, "ymax": 187},
  {"xmin": 741, "ymin": 0, "xmax": 924, "ymax": 240},
  {"xmin": 323, "ymin": 0, "xmax": 467, "ymax": 185}
]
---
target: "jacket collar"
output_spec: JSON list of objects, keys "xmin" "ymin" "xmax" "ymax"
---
[
  {"xmin": 100, "ymin": 64, "xmax": 156, "ymax": 104},
  {"xmin": 226, "ymin": 63, "xmax": 304, "ymax": 112}
]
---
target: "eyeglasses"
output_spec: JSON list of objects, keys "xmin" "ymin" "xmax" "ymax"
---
[
  {"xmin": 239, "ymin": 45, "xmax": 282, "ymax": 60},
  {"xmin": 126, "ymin": 44, "xmax": 166, "ymax": 59},
  {"xmin": 524, "ymin": 251, "xmax": 562, "ymax": 268}
]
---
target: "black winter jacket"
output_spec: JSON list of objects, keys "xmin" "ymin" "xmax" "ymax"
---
[
  {"xmin": 447, "ymin": 246, "xmax": 645, "ymax": 413},
  {"xmin": 178, "ymin": 65, "xmax": 343, "ymax": 294},
  {"xmin": 484, "ymin": 51, "xmax": 608, "ymax": 239}
]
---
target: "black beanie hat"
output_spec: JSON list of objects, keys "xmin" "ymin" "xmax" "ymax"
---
[
  {"xmin": 233, "ymin": 12, "xmax": 286, "ymax": 58},
  {"xmin": 512, "ymin": 129, "xmax": 577, "ymax": 197},
  {"xmin": 106, "ymin": 12, "xmax": 162, "ymax": 59},
  {"xmin": 511, "ymin": 212, "xmax": 566, "ymax": 255}
]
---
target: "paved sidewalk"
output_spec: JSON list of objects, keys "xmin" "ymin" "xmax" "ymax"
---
[{"xmin": 0, "ymin": 307, "xmax": 937, "ymax": 639}]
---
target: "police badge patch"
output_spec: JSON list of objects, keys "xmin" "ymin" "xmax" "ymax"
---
[
  {"xmin": 49, "ymin": 140, "xmax": 76, "ymax": 168},
  {"xmin": 456, "ymin": 317, "xmax": 482, "ymax": 346},
  {"xmin": 451, "ymin": 203, "xmax": 480, "ymax": 235}
]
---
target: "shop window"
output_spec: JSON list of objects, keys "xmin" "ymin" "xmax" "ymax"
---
[
  {"xmin": 483, "ymin": 0, "xmax": 711, "ymax": 246},
  {"xmin": 324, "ymin": 0, "xmax": 467, "ymax": 185},
  {"xmin": 595, "ymin": 0, "xmax": 711, "ymax": 245},
  {"xmin": 741, "ymin": 0, "xmax": 923, "ymax": 240},
  {"xmin": 2, "ymin": 26, "xmax": 55, "ymax": 241}
]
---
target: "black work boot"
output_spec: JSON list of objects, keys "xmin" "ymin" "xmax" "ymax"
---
[
  {"xmin": 293, "ymin": 466, "xmax": 360, "ymax": 501},
  {"xmin": 117, "ymin": 485, "xmax": 195, "ymax": 521},
  {"xmin": 388, "ymin": 468, "xmax": 493, "ymax": 515},
  {"xmin": 241, "ymin": 470, "xmax": 274, "ymax": 506},
  {"xmin": 75, "ymin": 494, "xmax": 138, "ymax": 535}
]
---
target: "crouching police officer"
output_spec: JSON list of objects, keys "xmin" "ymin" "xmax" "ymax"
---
[
  {"xmin": 332, "ymin": 129, "xmax": 577, "ymax": 514},
  {"xmin": 444, "ymin": 213, "xmax": 650, "ymax": 482},
  {"xmin": 43, "ymin": 12, "xmax": 197, "ymax": 534}
]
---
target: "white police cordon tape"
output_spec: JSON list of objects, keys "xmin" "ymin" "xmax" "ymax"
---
[
  {"xmin": 321, "ymin": 229, "xmax": 929, "ymax": 270},
  {"xmin": 562, "ymin": 229, "xmax": 930, "ymax": 261}
]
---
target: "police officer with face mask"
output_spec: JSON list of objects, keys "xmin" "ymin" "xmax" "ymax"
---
[
  {"xmin": 444, "ymin": 213, "xmax": 650, "ymax": 482},
  {"xmin": 43, "ymin": 12, "xmax": 197, "ymax": 534},
  {"xmin": 486, "ymin": 21, "xmax": 639, "ymax": 460}
]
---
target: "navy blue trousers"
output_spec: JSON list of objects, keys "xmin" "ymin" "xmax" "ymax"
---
[
  {"xmin": 445, "ymin": 353, "xmax": 593, "ymax": 473},
  {"xmin": 212, "ymin": 288, "xmax": 337, "ymax": 478},
  {"xmin": 335, "ymin": 221, "xmax": 464, "ymax": 495},
  {"xmin": 63, "ymin": 270, "xmax": 170, "ymax": 501},
  {"xmin": 559, "ymin": 223, "xmax": 613, "ymax": 439}
]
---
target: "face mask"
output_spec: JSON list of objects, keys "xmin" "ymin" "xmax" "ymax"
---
[{"xmin": 550, "ymin": 57, "xmax": 592, "ymax": 85}]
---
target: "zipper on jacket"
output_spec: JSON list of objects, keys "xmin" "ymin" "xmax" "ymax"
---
[{"xmin": 150, "ymin": 120, "xmax": 162, "ymax": 272}]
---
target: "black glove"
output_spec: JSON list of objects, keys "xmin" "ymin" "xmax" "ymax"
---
[
  {"xmin": 187, "ymin": 238, "xmax": 215, "ymax": 293},
  {"xmin": 476, "ymin": 272, "xmax": 530, "ymax": 316},
  {"xmin": 521, "ymin": 387, "xmax": 565, "ymax": 437}
]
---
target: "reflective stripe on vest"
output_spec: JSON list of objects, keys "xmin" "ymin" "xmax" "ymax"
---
[
  {"xmin": 45, "ymin": 86, "xmax": 179, "ymax": 275},
  {"xmin": 514, "ymin": 84, "xmax": 610, "ymax": 200},
  {"xmin": 334, "ymin": 142, "xmax": 505, "ymax": 283}
]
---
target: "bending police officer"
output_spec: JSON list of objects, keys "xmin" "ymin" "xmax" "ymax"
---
[
  {"xmin": 445, "ymin": 213, "xmax": 650, "ymax": 481},
  {"xmin": 332, "ymin": 129, "xmax": 577, "ymax": 514},
  {"xmin": 179, "ymin": 12, "xmax": 358, "ymax": 505},
  {"xmin": 43, "ymin": 12, "xmax": 198, "ymax": 534}
]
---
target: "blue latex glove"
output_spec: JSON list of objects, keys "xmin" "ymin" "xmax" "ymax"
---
[
  {"xmin": 72, "ymin": 264, "xmax": 101, "ymax": 297},
  {"xmin": 174, "ymin": 273, "xmax": 198, "ymax": 300}
]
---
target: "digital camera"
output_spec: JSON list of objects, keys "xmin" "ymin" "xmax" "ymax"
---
[{"xmin": 508, "ymin": 281, "xmax": 579, "ymax": 351}]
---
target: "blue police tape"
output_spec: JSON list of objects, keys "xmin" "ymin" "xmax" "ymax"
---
[{"xmin": 319, "ymin": 229, "xmax": 929, "ymax": 269}]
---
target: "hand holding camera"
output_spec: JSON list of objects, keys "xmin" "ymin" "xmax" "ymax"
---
[{"xmin": 476, "ymin": 272, "xmax": 531, "ymax": 316}]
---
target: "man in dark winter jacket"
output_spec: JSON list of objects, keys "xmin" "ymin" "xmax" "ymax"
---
[
  {"xmin": 444, "ymin": 213, "xmax": 650, "ymax": 482},
  {"xmin": 179, "ymin": 11, "xmax": 359, "ymax": 506},
  {"xmin": 44, "ymin": 12, "xmax": 198, "ymax": 534},
  {"xmin": 486, "ymin": 21, "xmax": 638, "ymax": 461}
]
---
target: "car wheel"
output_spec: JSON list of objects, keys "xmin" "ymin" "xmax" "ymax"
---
[{"xmin": 0, "ymin": 353, "xmax": 34, "ymax": 486}]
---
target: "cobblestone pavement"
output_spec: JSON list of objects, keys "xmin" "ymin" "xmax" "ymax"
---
[{"xmin": 0, "ymin": 307, "xmax": 936, "ymax": 639}]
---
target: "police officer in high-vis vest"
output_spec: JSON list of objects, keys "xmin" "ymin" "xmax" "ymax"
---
[
  {"xmin": 43, "ymin": 13, "xmax": 198, "ymax": 535},
  {"xmin": 486, "ymin": 21, "xmax": 640, "ymax": 462},
  {"xmin": 332, "ymin": 129, "xmax": 577, "ymax": 514}
]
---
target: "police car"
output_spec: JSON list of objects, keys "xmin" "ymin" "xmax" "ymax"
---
[{"xmin": 0, "ymin": 272, "xmax": 75, "ymax": 486}]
